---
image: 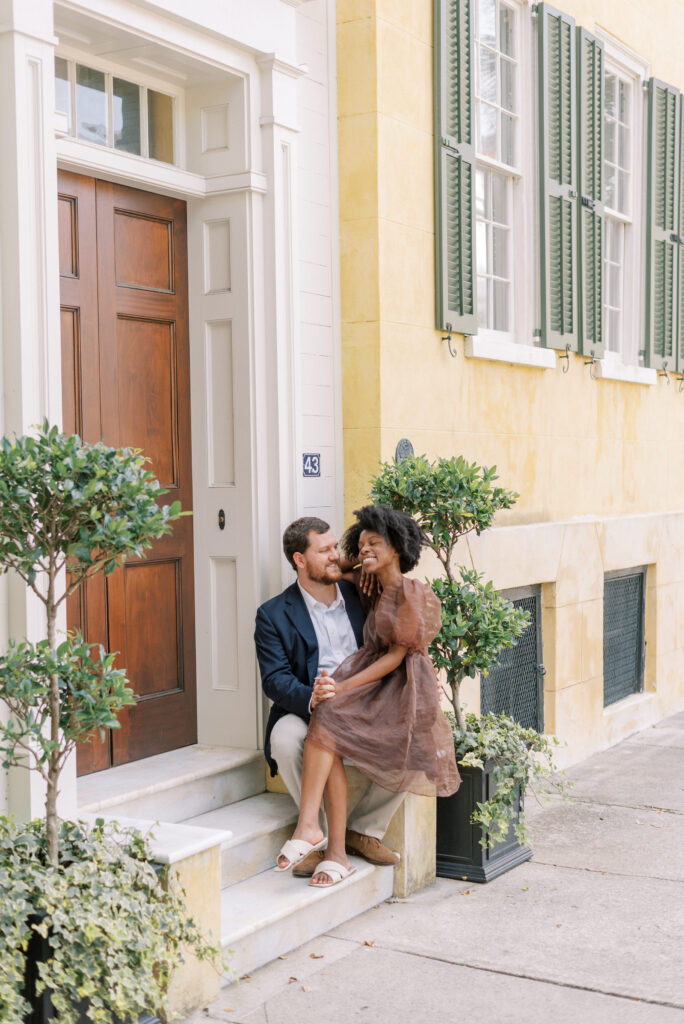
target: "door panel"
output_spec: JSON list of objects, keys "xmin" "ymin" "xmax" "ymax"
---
[{"xmin": 58, "ymin": 170, "xmax": 197, "ymax": 774}]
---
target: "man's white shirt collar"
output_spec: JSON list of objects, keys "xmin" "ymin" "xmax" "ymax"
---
[{"xmin": 297, "ymin": 580, "xmax": 346, "ymax": 612}]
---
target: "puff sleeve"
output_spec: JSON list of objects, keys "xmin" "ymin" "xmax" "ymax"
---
[{"xmin": 374, "ymin": 578, "xmax": 442, "ymax": 652}]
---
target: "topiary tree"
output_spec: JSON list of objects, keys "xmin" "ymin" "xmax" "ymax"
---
[
  {"xmin": 370, "ymin": 454, "xmax": 531, "ymax": 730},
  {"xmin": 0, "ymin": 423, "xmax": 183, "ymax": 864}
]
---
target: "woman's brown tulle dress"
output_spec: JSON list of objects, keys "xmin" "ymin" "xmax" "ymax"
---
[{"xmin": 307, "ymin": 577, "xmax": 461, "ymax": 798}]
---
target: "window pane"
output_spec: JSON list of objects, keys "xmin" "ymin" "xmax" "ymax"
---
[
  {"xmin": 499, "ymin": 3, "xmax": 515, "ymax": 57},
  {"xmin": 76, "ymin": 65, "xmax": 107, "ymax": 145},
  {"xmin": 618, "ymin": 124, "xmax": 630, "ymax": 171},
  {"xmin": 609, "ymin": 261, "xmax": 621, "ymax": 303},
  {"xmin": 605, "ymin": 74, "xmax": 617, "ymax": 118},
  {"xmin": 608, "ymin": 307, "xmax": 620, "ymax": 350},
  {"xmin": 605, "ymin": 119, "xmax": 616, "ymax": 163},
  {"xmin": 113, "ymin": 78, "xmax": 141, "ymax": 155},
  {"xmin": 55, "ymin": 57, "xmax": 70, "ymax": 124},
  {"xmin": 492, "ymin": 226, "xmax": 509, "ymax": 277},
  {"xmin": 475, "ymin": 168, "xmax": 487, "ymax": 217},
  {"xmin": 479, "ymin": 47, "xmax": 497, "ymax": 104},
  {"xmin": 608, "ymin": 219, "xmax": 621, "ymax": 262},
  {"xmin": 477, "ymin": 276, "xmax": 488, "ymax": 327},
  {"xmin": 618, "ymin": 170, "xmax": 630, "ymax": 215},
  {"xmin": 501, "ymin": 57, "xmax": 515, "ymax": 113},
  {"xmin": 618, "ymin": 79, "xmax": 630, "ymax": 123},
  {"xmin": 147, "ymin": 90, "xmax": 174, "ymax": 163},
  {"xmin": 479, "ymin": 102, "xmax": 497, "ymax": 157},
  {"xmin": 605, "ymin": 164, "xmax": 617, "ymax": 209},
  {"xmin": 493, "ymin": 279, "xmax": 509, "ymax": 330},
  {"xmin": 479, "ymin": 0, "xmax": 496, "ymax": 46},
  {"xmin": 491, "ymin": 172, "xmax": 508, "ymax": 223},
  {"xmin": 476, "ymin": 220, "xmax": 488, "ymax": 274},
  {"xmin": 501, "ymin": 112, "xmax": 515, "ymax": 165}
]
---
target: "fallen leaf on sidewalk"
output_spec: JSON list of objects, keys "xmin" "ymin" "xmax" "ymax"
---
[
  {"xmin": 288, "ymin": 976, "xmax": 298, "ymax": 983},
  {"xmin": 301, "ymin": 985, "xmax": 311, "ymax": 992},
  {"xmin": 363, "ymin": 940, "xmax": 375, "ymax": 947},
  {"xmin": 460, "ymin": 890, "xmax": 471, "ymax": 896},
  {"xmin": 278, "ymin": 955, "xmax": 288, "ymax": 960},
  {"xmin": 309, "ymin": 953, "xmax": 324, "ymax": 959}
]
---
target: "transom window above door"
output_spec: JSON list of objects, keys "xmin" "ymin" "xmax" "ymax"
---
[{"xmin": 55, "ymin": 56, "xmax": 175, "ymax": 165}]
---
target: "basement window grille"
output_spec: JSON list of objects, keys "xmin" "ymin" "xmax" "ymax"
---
[
  {"xmin": 481, "ymin": 586, "xmax": 544, "ymax": 731},
  {"xmin": 603, "ymin": 569, "xmax": 645, "ymax": 707}
]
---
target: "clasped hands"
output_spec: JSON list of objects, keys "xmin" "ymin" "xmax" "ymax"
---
[{"xmin": 311, "ymin": 668, "xmax": 336, "ymax": 709}]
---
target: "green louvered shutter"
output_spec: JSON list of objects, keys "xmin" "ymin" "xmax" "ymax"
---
[
  {"xmin": 576, "ymin": 28, "xmax": 604, "ymax": 358},
  {"xmin": 538, "ymin": 4, "xmax": 578, "ymax": 350},
  {"xmin": 678, "ymin": 96, "xmax": 684, "ymax": 368},
  {"xmin": 435, "ymin": 0, "xmax": 478, "ymax": 335},
  {"xmin": 645, "ymin": 79, "xmax": 680, "ymax": 370}
]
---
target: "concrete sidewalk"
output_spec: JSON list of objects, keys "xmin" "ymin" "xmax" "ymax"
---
[{"xmin": 186, "ymin": 711, "xmax": 684, "ymax": 1024}]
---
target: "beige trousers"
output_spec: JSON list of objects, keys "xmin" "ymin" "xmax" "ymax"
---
[{"xmin": 270, "ymin": 713, "xmax": 406, "ymax": 840}]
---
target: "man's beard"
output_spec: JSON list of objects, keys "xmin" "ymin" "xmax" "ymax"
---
[{"xmin": 307, "ymin": 563, "xmax": 341, "ymax": 585}]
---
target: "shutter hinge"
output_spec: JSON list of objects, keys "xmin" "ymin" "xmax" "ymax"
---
[
  {"xmin": 670, "ymin": 232, "xmax": 681, "ymax": 243},
  {"xmin": 581, "ymin": 195, "xmax": 596, "ymax": 210}
]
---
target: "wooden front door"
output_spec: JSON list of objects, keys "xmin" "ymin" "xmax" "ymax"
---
[{"xmin": 58, "ymin": 171, "xmax": 197, "ymax": 775}]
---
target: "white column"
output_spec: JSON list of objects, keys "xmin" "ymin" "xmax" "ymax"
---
[
  {"xmin": 256, "ymin": 55, "xmax": 305, "ymax": 591},
  {"xmin": 0, "ymin": 0, "xmax": 75, "ymax": 819}
]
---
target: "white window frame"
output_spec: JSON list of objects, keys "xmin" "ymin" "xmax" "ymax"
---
[
  {"xmin": 469, "ymin": 0, "xmax": 539, "ymax": 364},
  {"xmin": 595, "ymin": 29, "xmax": 650, "ymax": 376},
  {"xmin": 54, "ymin": 45, "xmax": 184, "ymax": 168}
]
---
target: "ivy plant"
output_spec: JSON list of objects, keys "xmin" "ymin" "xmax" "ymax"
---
[
  {"xmin": 0, "ymin": 424, "xmax": 182, "ymax": 864},
  {"xmin": 0, "ymin": 817, "xmax": 219, "ymax": 1024},
  {"xmin": 369, "ymin": 454, "xmax": 570, "ymax": 847}
]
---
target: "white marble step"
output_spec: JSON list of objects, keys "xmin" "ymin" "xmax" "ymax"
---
[
  {"xmin": 220, "ymin": 857, "xmax": 395, "ymax": 980},
  {"xmin": 184, "ymin": 791, "xmax": 299, "ymax": 888},
  {"xmin": 78, "ymin": 744, "xmax": 265, "ymax": 822}
]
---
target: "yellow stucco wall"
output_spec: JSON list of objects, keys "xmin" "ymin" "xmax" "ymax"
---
[
  {"xmin": 338, "ymin": 0, "xmax": 684, "ymax": 527},
  {"xmin": 337, "ymin": 0, "xmax": 684, "ymax": 765}
]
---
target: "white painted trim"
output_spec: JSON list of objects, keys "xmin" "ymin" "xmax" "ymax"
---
[
  {"xmin": 594, "ymin": 357, "xmax": 656, "ymax": 385},
  {"xmin": 593, "ymin": 26, "xmax": 651, "ymax": 80},
  {"xmin": 465, "ymin": 334, "xmax": 557, "ymax": 369},
  {"xmin": 56, "ymin": 136, "xmax": 267, "ymax": 195},
  {"xmin": 256, "ymin": 53, "xmax": 308, "ymax": 79}
]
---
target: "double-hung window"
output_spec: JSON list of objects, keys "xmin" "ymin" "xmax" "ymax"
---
[
  {"xmin": 435, "ymin": 0, "xmax": 534, "ymax": 348},
  {"xmin": 474, "ymin": 0, "xmax": 517, "ymax": 336},
  {"xmin": 598, "ymin": 35, "xmax": 649, "ymax": 368}
]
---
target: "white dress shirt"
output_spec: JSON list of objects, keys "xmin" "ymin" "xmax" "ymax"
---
[{"xmin": 298, "ymin": 581, "xmax": 359, "ymax": 678}]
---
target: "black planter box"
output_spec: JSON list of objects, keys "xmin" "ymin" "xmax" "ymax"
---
[
  {"xmin": 436, "ymin": 761, "xmax": 532, "ymax": 883},
  {"xmin": 22, "ymin": 921, "xmax": 161, "ymax": 1024}
]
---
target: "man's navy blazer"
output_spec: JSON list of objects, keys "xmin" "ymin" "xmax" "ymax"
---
[{"xmin": 254, "ymin": 579, "xmax": 366, "ymax": 776}]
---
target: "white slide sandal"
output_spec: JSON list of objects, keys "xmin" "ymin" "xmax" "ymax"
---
[
  {"xmin": 309, "ymin": 859, "xmax": 357, "ymax": 888},
  {"xmin": 274, "ymin": 836, "xmax": 328, "ymax": 872}
]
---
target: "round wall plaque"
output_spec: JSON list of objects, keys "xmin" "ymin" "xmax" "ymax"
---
[{"xmin": 395, "ymin": 438, "xmax": 414, "ymax": 462}]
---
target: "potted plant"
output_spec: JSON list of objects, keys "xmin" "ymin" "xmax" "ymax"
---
[
  {"xmin": 370, "ymin": 454, "xmax": 570, "ymax": 882},
  {"xmin": 0, "ymin": 424, "xmax": 217, "ymax": 1022}
]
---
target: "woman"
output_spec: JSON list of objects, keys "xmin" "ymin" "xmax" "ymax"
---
[{"xmin": 275, "ymin": 505, "xmax": 461, "ymax": 887}]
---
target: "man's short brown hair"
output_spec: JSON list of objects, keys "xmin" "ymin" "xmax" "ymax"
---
[{"xmin": 283, "ymin": 517, "xmax": 331, "ymax": 569}]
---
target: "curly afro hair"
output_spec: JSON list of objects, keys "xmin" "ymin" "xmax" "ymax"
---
[{"xmin": 342, "ymin": 504, "xmax": 424, "ymax": 573}]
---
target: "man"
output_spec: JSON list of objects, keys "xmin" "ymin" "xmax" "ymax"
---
[{"xmin": 254, "ymin": 516, "xmax": 404, "ymax": 876}]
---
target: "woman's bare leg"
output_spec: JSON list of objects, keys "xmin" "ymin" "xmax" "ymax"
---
[
  {"xmin": 311, "ymin": 754, "xmax": 350, "ymax": 885},
  {"xmin": 277, "ymin": 739, "xmax": 334, "ymax": 868}
]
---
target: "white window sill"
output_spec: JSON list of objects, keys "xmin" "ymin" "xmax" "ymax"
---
[
  {"xmin": 594, "ymin": 359, "xmax": 656, "ymax": 385},
  {"xmin": 465, "ymin": 335, "xmax": 556, "ymax": 369}
]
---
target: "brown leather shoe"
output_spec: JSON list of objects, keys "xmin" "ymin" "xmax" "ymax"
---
[
  {"xmin": 345, "ymin": 829, "xmax": 400, "ymax": 866},
  {"xmin": 293, "ymin": 848, "xmax": 326, "ymax": 877}
]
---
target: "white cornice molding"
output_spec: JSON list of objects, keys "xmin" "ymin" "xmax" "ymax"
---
[
  {"xmin": 0, "ymin": 22, "xmax": 58, "ymax": 45},
  {"xmin": 256, "ymin": 52, "xmax": 308, "ymax": 79},
  {"xmin": 56, "ymin": 135, "xmax": 267, "ymax": 196}
]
